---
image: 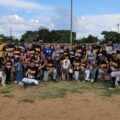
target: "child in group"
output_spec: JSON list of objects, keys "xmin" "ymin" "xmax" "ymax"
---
[{"xmin": 61, "ymin": 55, "xmax": 71, "ymax": 80}]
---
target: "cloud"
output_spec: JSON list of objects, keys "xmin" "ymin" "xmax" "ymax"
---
[
  {"xmin": 51, "ymin": 8, "xmax": 120, "ymax": 39},
  {"xmin": 0, "ymin": 11, "xmax": 120, "ymax": 39},
  {"xmin": 0, "ymin": 14, "xmax": 54, "ymax": 38},
  {"xmin": 76, "ymin": 14, "xmax": 120, "ymax": 38},
  {"xmin": 0, "ymin": 0, "xmax": 52, "ymax": 10}
]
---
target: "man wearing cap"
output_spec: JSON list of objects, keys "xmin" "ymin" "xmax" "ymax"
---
[
  {"xmin": 105, "ymin": 39, "xmax": 113, "ymax": 60},
  {"xmin": 97, "ymin": 54, "xmax": 109, "ymax": 80},
  {"xmin": 43, "ymin": 54, "xmax": 57, "ymax": 81},
  {"xmin": 109, "ymin": 51, "xmax": 120, "ymax": 88},
  {"xmin": 73, "ymin": 53, "xmax": 81, "ymax": 82},
  {"xmin": 22, "ymin": 61, "xmax": 39, "ymax": 87}
]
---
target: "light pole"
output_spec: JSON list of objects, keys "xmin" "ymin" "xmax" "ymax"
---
[
  {"xmin": 70, "ymin": 0, "xmax": 73, "ymax": 44},
  {"xmin": 117, "ymin": 24, "xmax": 120, "ymax": 33},
  {"xmin": 117, "ymin": 24, "xmax": 120, "ymax": 42},
  {"xmin": 10, "ymin": 27, "xmax": 12, "ymax": 38}
]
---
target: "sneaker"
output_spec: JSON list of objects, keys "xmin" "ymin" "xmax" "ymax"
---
[
  {"xmin": 91, "ymin": 79, "xmax": 94, "ymax": 83},
  {"xmin": 109, "ymin": 87, "xmax": 115, "ymax": 90},
  {"xmin": 19, "ymin": 82, "xmax": 22, "ymax": 85},
  {"xmin": 15, "ymin": 81, "xmax": 18, "ymax": 84},
  {"xmin": 2, "ymin": 83, "xmax": 6, "ymax": 87},
  {"xmin": 115, "ymin": 81, "xmax": 119, "ymax": 86},
  {"xmin": 82, "ymin": 81, "xmax": 85, "ymax": 83}
]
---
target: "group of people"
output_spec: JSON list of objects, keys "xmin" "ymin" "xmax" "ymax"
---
[{"xmin": 0, "ymin": 39, "xmax": 120, "ymax": 89}]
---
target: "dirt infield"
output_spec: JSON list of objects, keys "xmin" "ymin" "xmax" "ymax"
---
[
  {"xmin": 0, "ymin": 82, "xmax": 120, "ymax": 120},
  {"xmin": 0, "ymin": 92, "xmax": 120, "ymax": 120}
]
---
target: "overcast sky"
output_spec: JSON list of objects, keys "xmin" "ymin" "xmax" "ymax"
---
[{"xmin": 0, "ymin": 0, "xmax": 120, "ymax": 39}]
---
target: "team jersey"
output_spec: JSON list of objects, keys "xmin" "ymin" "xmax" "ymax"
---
[
  {"xmin": 92, "ymin": 45, "xmax": 100, "ymax": 53},
  {"xmin": 14, "ymin": 48, "xmax": 21, "ymax": 59},
  {"xmin": 76, "ymin": 46, "xmax": 83, "ymax": 54},
  {"xmin": 105, "ymin": 45, "xmax": 113, "ymax": 54},
  {"xmin": 34, "ymin": 45, "xmax": 41, "ymax": 53},
  {"xmin": 26, "ymin": 66, "xmax": 37, "ymax": 79},
  {"xmin": 109, "ymin": 58, "xmax": 120, "ymax": 71},
  {"xmin": 98, "ymin": 60, "xmax": 108, "ymax": 68},
  {"xmin": 26, "ymin": 48, "xmax": 35, "ymax": 58},
  {"xmin": 64, "ymin": 50, "xmax": 69, "ymax": 57},
  {"xmin": 70, "ymin": 49, "xmax": 75, "ymax": 58},
  {"xmin": 19, "ymin": 45, "xmax": 26, "ymax": 54},
  {"xmin": 73, "ymin": 59, "xmax": 81, "ymax": 71},
  {"xmin": 46, "ymin": 60, "xmax": 55, "ymax": 70},
  {"xmin": 5, "ymin": 60, "xmax": 12, "ymax": 69},
  {"xmin": 5, "ymin": 44, "xmax": 14, "ymax": 58}
]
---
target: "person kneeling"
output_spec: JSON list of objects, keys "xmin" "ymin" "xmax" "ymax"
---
[
  {"xmin": 22, "ymin": 61, "xmax": 39, "ymax": 87},
  {"xmin": 43, "ymin": 55, "xmax": 57, "ymax": 82}
]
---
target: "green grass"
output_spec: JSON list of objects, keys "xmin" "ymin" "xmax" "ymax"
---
[
  {"xmin": 0, "ymin": 81, "xmax": 120, "ymax": 103},
  {"xmin": 3, "ymin": 94, "xmax": 14, "ymax": 98},
  {"xmin": 20, "ymin": 99, "xmax": 35, "ymax": 103}
]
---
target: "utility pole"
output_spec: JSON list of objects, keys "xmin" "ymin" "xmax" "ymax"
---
[
  {"xmin": 70, "ymin": 0, "xmax": 73, "ymax": 44},
  {"xmin": 117, "ymin": 24, "xmax": 120, "ymax": 33},
  {"xmin": 10, "ymin": 27, "xmax": 12, "ymax": 38}
]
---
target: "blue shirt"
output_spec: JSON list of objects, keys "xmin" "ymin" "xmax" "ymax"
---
[{"xmin": 43, "ymin": 48, "xmax": 53, "ymax": 59}]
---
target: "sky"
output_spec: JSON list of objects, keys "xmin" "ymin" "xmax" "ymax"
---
[{"xmin": 0, "ymin": 0, "xmax": 120, "ymax": 39}]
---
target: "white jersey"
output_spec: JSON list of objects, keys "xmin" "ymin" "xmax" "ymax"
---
[{"xmin": 62, "ymin": 59, "xmax": 71, "ymax": 69}]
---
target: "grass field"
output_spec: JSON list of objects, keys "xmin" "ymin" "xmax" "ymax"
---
[
  {"xmin": 0, "ymin": 80, "xmax": 120, "ymax": 120},
  {"xmin": 0, "ymin": 80, "xmax": 120, "ymax": 103}
]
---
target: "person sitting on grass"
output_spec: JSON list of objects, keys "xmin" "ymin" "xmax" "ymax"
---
[{"xmin": 22, "ymin": 61, "xmax": 39, "ymax": 88}]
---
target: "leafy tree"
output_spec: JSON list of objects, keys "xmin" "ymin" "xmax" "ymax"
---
[
  {"xmin": 21, "ymin": 31, "xmax": 38, "ymax": 42},
  {"xmin": 101, "ymin": 31, "xmax": 120, "ymax": 43},
  {"xmin": 77, "ymin": 35, "xmax": 99, "ymax": 43},
  {"xmin": 37, "ymin": 27, "xmax": 50, "ymax": 42}
]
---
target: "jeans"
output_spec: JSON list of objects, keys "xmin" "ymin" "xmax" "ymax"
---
[{"xmin": 16, "ymin": 70, "xmax": 23, "ymax": 82}]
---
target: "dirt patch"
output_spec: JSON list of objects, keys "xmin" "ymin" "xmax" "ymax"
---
[{"xmin": 0, "ymin": 92, "xmax": 120, "ymax": 120}]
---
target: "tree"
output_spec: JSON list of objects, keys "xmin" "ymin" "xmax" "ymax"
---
[
  {"xmin": 77, "ymin": 35, "xmax": 99, "ymax": 43},
  {"xmin": 49, "ymin": 30, "xmax": 76, "ymax": 43},
  {"xmin": 37, "ymin": 27, "xmax": 50, "ymax": 42},
  {"xmin": 21, "ymin": 31, "xmax": 38, "ymax": 42},
  {"xmin": 21, "ymin": 27, "xmax": 76, "ymax": 43},
  {"xmin": 101, "ymin": 31, "xmax": 120, "ymax": 43}
]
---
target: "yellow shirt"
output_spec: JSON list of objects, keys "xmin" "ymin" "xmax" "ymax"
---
[{"xmin": 0, "ymin": 44, "xmax": 5, "ymax": 58}]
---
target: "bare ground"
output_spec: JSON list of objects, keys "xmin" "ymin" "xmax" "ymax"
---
[{"xmin": 0, "ymin": 82, "xmax": 120, "ymax": 120}]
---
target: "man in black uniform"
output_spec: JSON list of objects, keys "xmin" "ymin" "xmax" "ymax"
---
[{"xmin": 110, "ymin": 51, "xmax": 120, "ymax": 88}]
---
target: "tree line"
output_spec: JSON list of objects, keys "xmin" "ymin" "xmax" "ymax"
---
[{"xmin": 0, "ymin": 27, "xmax": 120, "ymax": 43}]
